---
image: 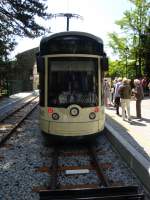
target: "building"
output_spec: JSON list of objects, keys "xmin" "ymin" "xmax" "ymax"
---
[{"xmin": 0, "ymin": 47, "xmax": 39, "ymax": 96}]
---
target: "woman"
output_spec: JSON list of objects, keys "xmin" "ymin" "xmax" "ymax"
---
[
  {"xmin": 133, "ymin": 79, "xmax": 144, "ymax": 119},
  {"xmin": 104, "ymin": 79, "xmax": 111, "ymax": 107}
]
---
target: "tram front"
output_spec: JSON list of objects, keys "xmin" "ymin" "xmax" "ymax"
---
[{"xmin": 37, "ymin": 31, "xmax": 108, "ymax": 139}]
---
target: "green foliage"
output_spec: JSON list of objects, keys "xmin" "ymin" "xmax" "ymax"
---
[
  {"xmin": 107, "ymin": 0, "xmax": 150, "ymax": 78},
  {"xmin": 0, "ymin": 0, "xmax": 51, "ymax": 61},
  {"xmin": 108, "ymin": 59, "xmax": 137, "ymax": 79},
  {"xmin": 108, "ymin": 60, "xmax": 124, "ymax": 78},
  {"xmin": 108, "ymin": 32, "xmax": 128, "ymax": 60}
]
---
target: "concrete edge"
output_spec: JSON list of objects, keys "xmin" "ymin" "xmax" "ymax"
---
[
  {"xmin": 105, "ymin": 122, "xmax": 150, "ymax": 193},
  {"xmin": 0, "ymin": 92, "xmax": 37, "ymax": 111}
]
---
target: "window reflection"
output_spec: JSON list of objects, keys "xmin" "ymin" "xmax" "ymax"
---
[{"xmin": 48, "ymin": 58, "xmax": 98, "ymax": 107}]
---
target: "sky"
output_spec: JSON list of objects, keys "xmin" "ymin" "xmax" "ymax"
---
[{"xmin": 10, "ymin": 0, "xmax": 132, "ymax": 59}]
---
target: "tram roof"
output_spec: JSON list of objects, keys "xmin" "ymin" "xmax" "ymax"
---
[{"xmin": 40, "ymin": 31, "xmax": 103, "ymax": 46}]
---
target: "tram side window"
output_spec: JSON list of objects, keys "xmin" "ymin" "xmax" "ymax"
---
[
  {"xmin": 39, "ymin": 68, "xmax": 45, "ymax": 106},
  {"xmin": 101, "ymin": 71, "xmax": 104, "ymax": 106}
]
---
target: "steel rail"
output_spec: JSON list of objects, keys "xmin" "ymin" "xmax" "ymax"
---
[
  {"xmin": 87, "ymin": 144, "xmax": 110, "ymax": 187},
  {"xmin": 0, "ymin": 97, "xmax": 39, "ymax": 147}
]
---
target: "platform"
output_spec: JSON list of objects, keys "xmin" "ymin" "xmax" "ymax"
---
[
  {"xmin": 0, "ymin": 91, "xmax": 38, "ymax": 110},
  {"xmin": 105, "ymin": 97, "xmax": 150, "ymax": 193}
]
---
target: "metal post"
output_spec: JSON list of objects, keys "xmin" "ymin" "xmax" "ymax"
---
[
  {"xmin": 67, "ymin": 16, "xmax": 69, "ymax": 31},
  {"xmin": 51, "ymin": 13, "xmax": 83, "ymax": 32}
]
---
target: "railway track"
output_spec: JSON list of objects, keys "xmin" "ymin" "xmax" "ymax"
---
[
  {"xmin": 36, "ymin": 142, "xmax": 144, "ymax": 200},
  {"xmin": 0, "ymin": 96, "xmax": 39, "ymax": 146},
  {"xmin": 0, "ymin": 108, "xmax": 148, "ymax": 199}
]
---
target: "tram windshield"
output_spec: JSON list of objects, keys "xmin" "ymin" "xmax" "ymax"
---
[{"xmin": 48, "ymin": 57, "xmax": 98, "ymax": 107}]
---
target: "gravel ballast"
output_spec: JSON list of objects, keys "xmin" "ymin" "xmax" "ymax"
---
[{"xmin": 0, "ymin": 108, "xmax": 149, "ymax": 200}]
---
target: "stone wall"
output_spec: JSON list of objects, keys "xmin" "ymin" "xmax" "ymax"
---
[{"xmin": 12, "ymin": 47, "xmax": 39, "ymax": 92}]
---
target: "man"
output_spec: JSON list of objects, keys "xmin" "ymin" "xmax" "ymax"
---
[
  {"xmin": 118, "ymin": 78, "xmax": 131, "ymax": 121},
  {"xmin": 114, "ymin": 77, "xmax": 122, "ymax": 115}
]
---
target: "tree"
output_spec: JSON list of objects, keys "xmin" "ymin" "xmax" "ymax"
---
[
  {"xmin": 108, "ymin": 0, "xmax": 150, "ymax": 78},
  {"xmin": 108, "ymin": 32, "xmax": 131, "ymax": 78},
  {"xmin": 0, "ymin": 0, "xmax": 51, "ymax": 61},
  {"xmin": 108, "ymin": 60, "xmax": 124, "ymax": 78},
  {"xmin": 142, "ymin": 19, "xmax": 150, "ymax": 76}
]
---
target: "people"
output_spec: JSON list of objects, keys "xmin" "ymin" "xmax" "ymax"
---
[
  {"xmin": 148, "ymin": 82, "xmax": 150, "ymax": 97},
  {"xmin": 118, "ymin": 78, "xmax": 131, "ymax": 121},
  {"xmin": 141, "ymin": 76, "xmax": 149, "ymax": 96},
  {"xmin": 111, "ymin": 78, "xmax": 117, "ymax": 104},
  {"xmin": 103, "ymin": 79, "xmax": 111, "ymax": 107},
  {"xmin": 132, "ymin": 79, "xmax": 144, "ymax": 119},
  {"xmin": 114, "ymin": 77, "xmax": 122, "ymax": 115}
]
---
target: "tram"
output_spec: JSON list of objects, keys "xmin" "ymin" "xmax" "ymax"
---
[{"xmin": 37, "ymin": 31, "xmax": 108, "ymax": 140}]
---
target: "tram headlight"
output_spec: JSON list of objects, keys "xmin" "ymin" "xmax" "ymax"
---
[
  {"xmin": 89, "ymin": 112, "xmax": 96, "ymax": 120},
  {"xmin": 52, "ymin": 113, "xmax": 59, "ymax": 120},
  {"xmin": 70, "ymin": 107, "xmax": 79, "ymax": 117}
]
